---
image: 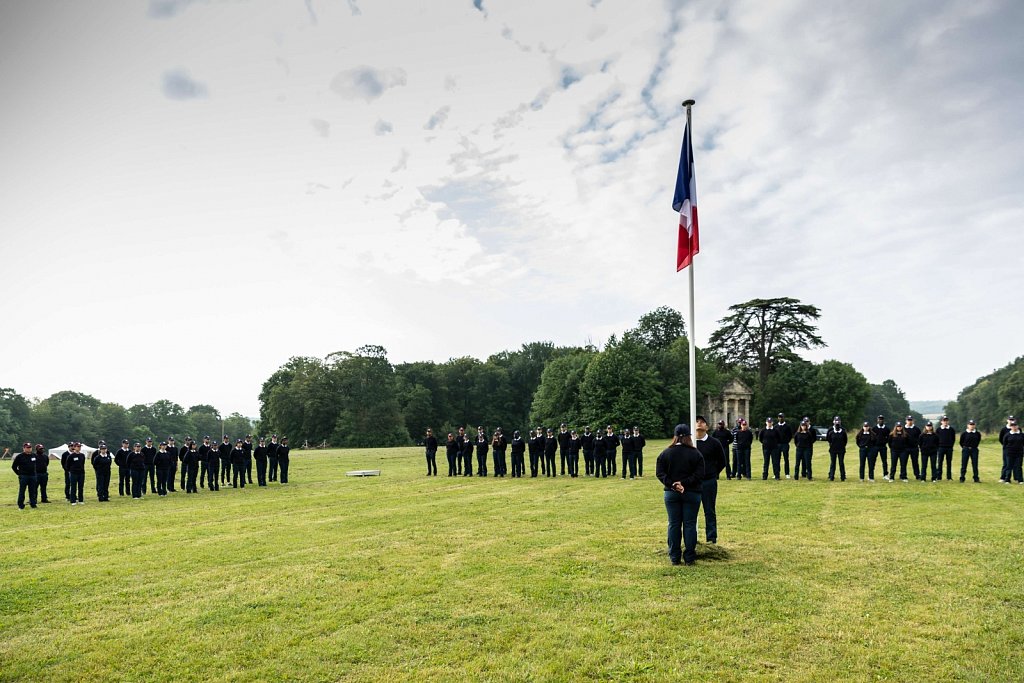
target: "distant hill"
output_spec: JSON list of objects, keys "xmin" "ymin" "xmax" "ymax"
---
[
  {"xmin": 944, "ymin": 356, "xmax": 1024, "ymax": 432},
  {"xmin": 910, "ymin": 400, "xmax": 949, "ymax": 416}
]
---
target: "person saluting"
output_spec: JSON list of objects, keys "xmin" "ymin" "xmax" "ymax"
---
[{"xmin": 656, "ymin": 424, "xmax": 704, "ymax": 566}]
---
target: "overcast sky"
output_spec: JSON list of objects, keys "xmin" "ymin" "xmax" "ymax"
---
[{"xmin": 2, "ymin": 0, "xmax": 1022, "ymax": 418}]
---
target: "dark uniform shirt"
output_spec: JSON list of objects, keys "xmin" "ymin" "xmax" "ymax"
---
[{"xmin": 655, "ymin": 444, "xmax": 705, "ymax": 491}]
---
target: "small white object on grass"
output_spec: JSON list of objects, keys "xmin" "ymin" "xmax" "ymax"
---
[{"xmin": 345, "ymin": 470, "xmax": 381, "ymax": 477}]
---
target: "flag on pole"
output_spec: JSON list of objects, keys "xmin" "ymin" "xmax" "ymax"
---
[{"xmin": 673, "ymin": 120, "xmax": 699, "ymax": 271}]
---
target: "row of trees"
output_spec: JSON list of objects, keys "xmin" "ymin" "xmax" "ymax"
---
[
  {"xmin": 0, "ymin": 389, "xmax": 254, "ymax": 450},
  {"xmin": 944, "ymin": 356, "xmax": 1024, "ymax": 432}
]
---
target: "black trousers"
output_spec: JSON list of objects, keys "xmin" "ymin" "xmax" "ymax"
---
[
  {"xmin": 69, "ymin": 471, "xmax": 85, "ymax": 503},
  {"xmin": 779, "ymin": 443, "xmax": 791, "ymax": 476},
  {"xmin": 256, "ymin": 457, "xmax": 268, "ymax": 485},
  {"xmin": 95, "ymin": 469, "xmax": 111, "ymax": 501},
  {"xmin": 182, "ymin": 459, "xmax": 189, "ymax": 489},
  {"xmin": 130, "ymin": 468, "xmax": 145, "ymax": 498},
  {"xmin": 268, "ymin": 456, "xmax": 279, "ymax": 481},
  {"xmin": 921, "ymin": 450, "xmax": 938, "ymax": 480},
  {"xmin": 206, "ymin": 463, "xmax": 219, "ymax": 490},
  {"xmin": 560, "ymin": 449, "xmax": 567, "ymax": 475},
  {"xmin": 156, "ymin": 467, "xmax": 169, "ymax": 495},
  {"xmin": 511, "ymin": 453, "xmax": 523, "ymax": 477},
  {"xmin": 38, "ymin": 472, "xmax": 49, "ymax": 502},
  {"xmin": 636, "ymin": 453, "xmax": 644, "ymax": 477},
  {"xmin": 446, "ymin": 452, "xmax": 457, "ymax": 476},
  {"xmin": 608, "ymin": 452, "xmax": 617, "ymax": 475},
  {"xmin": 462, "ymin": 452, "xmax": 473, "ymax": 476},
  {"xmin": 246, "ymin": 458, "xmax": 253, "ymax": 483},
  {"xmin": 583, "ymin": 449, "xmax": 593, "ymax": 475},
  {"xmin": 279, "ymin": 455, "xmax": 290, "ymax": 483},
  {"xmin": 544, "ymin": 453, "xmax": 555, "ymax": 477},
  {"xmin": 568, "ymin": 452, "xmax": 579, "ymax": 477},
  {"xmin": 794, "ymin": 447, "xmax": 813, "ymax": 479},
  {"xmin": 64, "ymin": 470, "xmax": 71, "ymax": 500},
  {"xmin": 960, "ymin": 447, "xmax": 979, "ymax": 481},
  {"xmin": 425, "ymin": 451, "xmax": 437, "ymax": 475},
  {"xmin": 17, "ymin": 474, "xmax": 38, "ymax": 508},
  {"xmin": 907, "ymin": 447, "xmax": 921, "ymax": 480},
  {"xmin": 594, "ymin": 453, "xmax": 606, "ymax": 477},
  {"xmin": 762, "ymin": 446, "xmax": 781, "ymax": 479},
  {"xmin": 146, "ymin": 464, "xmax": 157, "ymax": 492},
  {"xmin": 220, "ymin": 457, "xmax": 231, "ymax": 483},
  {"xmin": 828, "ymin": 452, "xmax": 846, "ymax": 480},
  {"xmin": 476, "ymin": 452, "xmax": 488, "ymax": 477},
  {"xmin": 876, "ymin": 445, "xmax": 890, "ymax": 477},
  {"xmin": 200, "ymin": 461, "xmax": 207, "ymax": 487},
  {"xmin": 493, "ymin": 451, "xmax": 506, "ymax": 476},
  {"xmin": 167, "ymin": 461, "xmax": 177, "ymax": 491},
  {"xmin": 118, "ymin": 467, "xmax": 131, "ymax": 496},
  {"xmin": 936, "ymin": 447, "xmax": 954, "ymax": 479},
  {"xmin": 186, "ymin": 465, "xmax": 199, "ymax": 492},
  {"xmin": 232, "ymin": 463, "xmax": 246, "ymax": 488}
]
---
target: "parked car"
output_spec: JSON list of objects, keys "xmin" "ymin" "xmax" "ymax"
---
[{"xmin": 813, "ymin": 426, "xmax": 829, "ymax": 441}]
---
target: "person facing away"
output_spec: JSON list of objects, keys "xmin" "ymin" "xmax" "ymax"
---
[{"xmin": 656, "ymin": 424, "xmax": 705, "ymax": 566}]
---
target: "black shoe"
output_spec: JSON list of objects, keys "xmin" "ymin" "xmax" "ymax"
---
[
  {"xmin": 671, "ymin": 559, "xmax": 681, "ymax": 565},
  {"xmin": 684, "ymin": 560, "xmax": 695, "ymax": 566}
]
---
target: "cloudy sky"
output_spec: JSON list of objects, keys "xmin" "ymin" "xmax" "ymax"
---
[{"xmin": 1, "ymin": 0, "xmax": 1021, "ymax": 418}]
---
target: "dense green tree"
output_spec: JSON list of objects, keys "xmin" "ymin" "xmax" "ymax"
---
[
  {"xmin": 622, "ymin": 305, "xmax": 687, "ymax": 352},
  {"xmin": 529, "ymin": 349, "xmax": 597, "ymax": 427},
  {"xmin": 399, "ymin": 384, "xmax": 435, "ymax": 443},
  {"xmin": 944, "ymin": 356, "xmax": 1024, "ymax": 432},
  {"xmin": 127, "ymin": 400, "xmax": 194, "ymax": 440},
  {"xmin": 862, "ymin": 380, "xmax": 922, "ymax": 426},
  {"xmin": 578, "ymin": 339, "xmax": 663, "ymax": 435},
  {"xmin": 0, "ymin": 388, "xmax": 32, "ymax": 450},
  {"xmin": 807, "ymin": 360, "xmax": 871, "ymax": 427},
  {"xmin": 223, "ymin": 412, "xmax": 254, "ymax": 440},
  {"xmin": 329, "ymin": 345, "xmax": 408, "ymax": 448},
  {"xmin": 655, "ymin": 337, "xmax": 727, "ymax": 434},
  {"xmin": 30, "ymin": 391, "xmax": 102, "ymax": 446},
  {"xmin": 96, "ymin": 402, "xmax": 132, "ymax": 443},
  {"xmin": 488, "ymin": 342, "xmax": 563, "ymax": 427},
  {"xmin": 187, "ymin": 404, "xmax": 223, "ymax": 440}
]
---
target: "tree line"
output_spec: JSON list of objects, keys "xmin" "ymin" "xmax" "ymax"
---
[{"xmin": 944, "ymin": 356, "xmax": 1024, "ymax": 432}]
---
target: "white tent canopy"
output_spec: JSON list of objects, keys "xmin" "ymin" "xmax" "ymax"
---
[{"xmin": 48, "ymin": 444, "xmax": 97, "ymax": 460}]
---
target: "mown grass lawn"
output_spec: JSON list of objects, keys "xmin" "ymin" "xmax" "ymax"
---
[{"xmin": 1, "ymin": 440, "xmax": 1022, "ymax": 682}]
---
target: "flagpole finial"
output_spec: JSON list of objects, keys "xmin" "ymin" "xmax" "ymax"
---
[{"xmin": 682, "ymin": 99, "xmax": 695, "ymax": 108}]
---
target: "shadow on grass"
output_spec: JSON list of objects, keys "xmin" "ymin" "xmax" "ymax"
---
[{"xmin": 696, "ymin": 544, "xmax": 733, "ymax": 562}]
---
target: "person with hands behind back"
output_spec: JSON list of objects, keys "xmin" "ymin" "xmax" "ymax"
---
[{"xmin": 656, "ymin": 423, "xmax": 705, "ymax": 566}]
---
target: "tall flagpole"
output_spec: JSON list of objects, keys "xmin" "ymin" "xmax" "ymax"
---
[{"xmin": 682, "ymin": 99, "xmax": 697, "ymax": 431}]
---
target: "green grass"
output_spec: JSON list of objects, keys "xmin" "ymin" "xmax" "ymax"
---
[{"xmin": 1, "ymin": 441, "xmax": 1022, "ymax": 682}]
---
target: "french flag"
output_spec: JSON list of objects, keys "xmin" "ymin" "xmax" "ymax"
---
[{"xmin": 673, "ymin": 120, "xmax": 699, "ymax": 271}]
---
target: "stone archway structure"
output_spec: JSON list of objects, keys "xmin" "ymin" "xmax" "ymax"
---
[{"xmin": 705, "ymin": 378, "xmax": 753, "ymax": 426}]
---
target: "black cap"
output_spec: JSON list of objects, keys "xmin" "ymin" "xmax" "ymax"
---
[
  {"xmin": 717, "ymin": 420, "xmax": 725, "ymax": 426},
  {"xmin": 778, "ymin": 412, "xmax": 785, "ymax": 417},
  {"xmin": 926, "ymin": 421, "xmax": 933, "ymax": 427},
  {"xmin": 863, "ymin": 421, "xmax": 870, "ymax": 426},
  {"xmin": 145, "ymin": 437, "xmax": 152, "ymax": 441},
  {"xmin": 122, "ymin": 439, "xmax": 129, "ymax": 444},
  {"xmin": 674, "ymin": 423, "xmax": 691, "ymax": 437},
  {"xmin": 160, "ymin": 441, "xmax": 167, "ymax": 446},
  {"xmin": 941, "ymin": 415, "xmax": 948, "ymax": 420},
  {"xmin": 877, "ymin": 415, "xmax": 885, "ymax": 420},
  {"xmin": 22, "ymin": 442, "xmax": 31, "ymax": 448},
  {"xmin": 906, "ymin": 415, "xmax": 914, "ymax": 420},
  {"xmin": 204, "ymin": 435, "xmax": 211, "ymax": 440},
  {"xmin": 765, "ymin": 417, "xmax": 774, "ymax": 423},
  {"xmin": 695, "ymin": 415, "xmax": 707, "ymax": 423},
  {"xmin": 968, "ymin": 419, "xmax": 976, "ymax": 424}
]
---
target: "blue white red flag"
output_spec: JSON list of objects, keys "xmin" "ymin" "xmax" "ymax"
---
[{"xmin": 673, "ymin": 120, "xmax": 699, "ymax": 271}]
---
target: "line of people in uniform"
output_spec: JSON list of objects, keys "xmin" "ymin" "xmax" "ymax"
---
[
  {"xmin": 422, "ymin": 424, "xmax": 648, "ymax": 479},
  {"xmin": 10, "ymin": 434, "xmax": 292, "ymax": 509}
]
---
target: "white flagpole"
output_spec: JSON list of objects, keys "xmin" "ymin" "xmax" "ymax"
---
[{"xmin": 682, "ymin": 99, "xmax": 697, "ymax": 430}]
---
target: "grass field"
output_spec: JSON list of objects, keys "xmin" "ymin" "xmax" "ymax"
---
[{"xmin": 1, "ymin": 441, "xmax": 1022, "ymax": 682}]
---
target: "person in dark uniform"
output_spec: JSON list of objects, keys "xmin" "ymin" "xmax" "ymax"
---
[
  {"xmin": 889, "ymin": 423, "xmax": 909, "ymax": 482},
  {"xmin": 758, "ymin": 417, "xmax": 781, "ymax": 480},
  {"xmin": 553, "ymin": 423, "xmax": 568, "ymax": 476},
  {"xmin": 656, "ymin": 423, "xmax": 704, "ymax": 566},
  {"xmin": 12, "ymin": 442, "xmax": 39, "ymax": 509},
  {"xmin": 154, "ymin": 442, "xmax": 172, "ymax": 496},
  {"xmin": 533, "ymin": 426, "xmax": 546, "ymax": 476},
  {"xmin": 776, "ymin": 413, "xmax": 794, "ymax": 479},
  {"xmin": 856, "ymin": 422, "xmax": 877, "ymax": 482},
  {"xmin": 34, "ymin": 444, "xmax": 51, "ymax": 503},
  {"xmin": 620, "ymin": 427, "xmax": 634, "ymax": 479},
  {"xmin": 873, "ymin": 416, "xmax": 891, "ymax": 481},
  {"xmin": 633, "ymin": 426, "xmax": 647, "ymax": 478},
  {"xmin": 67, "ymin": 443, "xmax": 86, "ymax": 505},
  {"xmin": 169, "ymin": 436, "xmax": 184, "ymax": 493},
  {"xmin": 510, "ymin": 430, "xmax": 525, "ymax": 478},
  {"xmin": 593, "ymin": 429, "xmax": 607, "ymax": 478},
  {"xmin": 903, "ymin": 416, "xmax": 922, "ymax": 481},
  {"xmin": 91, "ymin": 442, "xmax": 113, "ymax": 501},
  {"xmin": 198, "ymin": 436, "xmax": 211, "ymax": 488},
  {"xmin": 827, "ymin": 417, "xmax": 847, "ymax": 481},
  {"xmin": 203, "ymin": 442, "xmax": 219, "ymax": 491},
  {"xmin": 115, "ymin": 438, "xmax": 132, "ymax": 497},
  {"xmin": 60, "ymin": 443, "xmax": 73, "ymax": 501},
  {"xmin": 998, "ymin": 416, "xmax": 1016, "ymax": 483},
  {"xmin": 231, "ymin": 438, "xmax": 247, "ymax": 488},
  {"xmin": 127, "ymin": 442, "xmax": 146, "ymax": 499},
  {"xmin": 445, "ymin": 433, "xmax": 458, "ymax": 477},
  {"xmin": 581, "ymin": 426, "xmax": 595, "ymax": 476},
  {"xmin": 734, "ymin": 420, "xmax": 753, "ymax": 480},
  {"xmin": 604, "ymin": 426, "xmax": 619, "ymax": 476},
  {"xmin": 527, "ymin": 429, "xmax": 540, "ymax": 477},
  {"xmin": 959, "ymin": 419, "xmax": 982, "ymax": 483},
  {"xmin": 455, "ymin": 427, "xmax": 466, "ymax": 476},
  {"xmin": 460, "ymin": 433, "xmax": 474, "ymax": 477},
  {"xmin": 920, "ymin": 422, "xmax": 939, "ymax": 482},
  {"xmin": 267, "ymin": 434, "xmax": 282, "ymax": 481},
  {"xmin": 1003, "ymin": 421, "xmax": 1024, "ymax": 484},
  {"xmin": 793, "ymin": 419, "xmax": 815, "ymax": 480},
  {"xmin": 491, "ymin": 428, "xmax": 507, "ymax": 477},
  {"xmin": 277, "ymin": 437, "xmax": 291, "ymax": 484},
  {"xmin": 936, "ymin": 416, "xmax": 956, "ymax": 481},
  {"xmin": 253, "ymin": 438, "xmax": 268, "ymax": 486},
  {"xmin": 183, "ymin": 441, "xmax": 200, "ymax": 493},
  {"xmin": 424, "ymin": 428, "xmax": 439, "ymax": 476},
  {"xmin": 243, "ymin": 435, "xmax": 254, "ymax": 484},
  {"xmin": 475, "ymin": 428, "xmax": 489, "ymax": 477},
  {"xmin": 730, "ymin": 419, "xmax": 742, "ymax": 479},
  {"xmin": 218, "ymin": 436, "xmax": 232, "ymax": 485},
  {"xmin": 142, "ymin": 437, "xmax": 157, "ymax": 494},
  {"xmin": 567, "ymin": 430, "xmax": 581, "ymax": 478},
  {"xmin": 544, "ymin": 428, "xmax": 557, "ymax": 477},
  {"xmin": 711, "ymin": 421, "xmax": 733, "ymax": 479},
  {"xmin": 695, "ymin": 416, "xmax": 727, "ymax": 544}
]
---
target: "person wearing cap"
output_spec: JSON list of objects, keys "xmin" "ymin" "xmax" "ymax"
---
[
  {"xmin": 903, "ymin": 416, "xmax": 922, "ymax": 481},
  {"xmin": 424, "ymin": 428, "xmax": 438, "ymax": 477},
  {"xmin": 456, "ymin": 427, "xmax": 467, "ymax": 476},
  {"xmin": 60, "ymin": 442, "xmax": 74, "ymax": 501},
  {"xmin": 141, "ymin": 437, "xmax": 157, "ymax": 494},
  {"xmin": 793, "ymin": 419, "xmax": 815, "ymax": 480},
  {"xmin": 1003, "ymin": 421, "xmax": 1024, "ymax": 484},
  {"xmin": 197, "ymin": 436, "xmax": 211, "ymax": 488},
  {"xmin": 127, "ymin": 442, "xmax": 146, "ymax": 498},
  {"xmin": 242, "ymin": 435, "xmax": 254, "ymax": 485},
  {"xmin": 459, "ymin": 431, "xmax": 474, "ymax": 477},
  {"xmin": 11, "ymin": 442, "xmax": 39, "ymax": 509},
  {"xmin": 758, "ymin": 417, "xmax": 781, "ymax": 480},
  {"xmin": 959, "ymin": 420, "xmax": 982, "ymax": 483},
  {"xmin": 67, "ymin": 443, "xmax": 87, "ymax": 505},
  {"xmin": 734, "ymin": 420, "xmax": 753, "ymax": 480},
  {"xmin": 593, "ymin": 428, "xmax": 608, "ymax": 478},
  {"xmin": 266, "ymin": 434, "xmax": 280, "ymax": 482},
  {"xmin": 91, "ymin": 443, "xmax": 113, "ymax": 501},
  {"xmin": 154, "ymin": 441, "xmax": 172, "ymax": 496},
  {"xmin": 475, "ymin": 428, "xmax": 489, "ymax": 478},
  {"xmin": 491, "ymin": 427, "xmax": 508, "ymax": 477},
  {"xmin": 34, "ymin": 444, "xmax": 51, "ymax": 503},
  {"xmin": 856, "ymin": 422, "xmax": 877, "ymax": 482},
  {"xmin": 557, "ymin": 423, "xmax": 571, "ymax": 476},
  {"xmin": 776, "ymin": 413, "xmax": 794, "ymax": 479},
  {"xmin": 919, "ymin": 422, "xmax": 940, "ymax": 482},
  {"xmin": 695, "ymin": 416, "xmax": 727, "ymax": 544},
  {"xmin": 217, "ymin": 436, "xmax": 232, "ymax": 486},
  {"xmin": 826, "ymin": 417, "xmax": 848, "ymax": 482},
  {"xmin": 711, "ymin": 421, "xmax": 733, "ymax": 479},
  {"xmin": 998, "ymin": 416, "xmax": 1015, "ymax": 483},
  {"xmin": 889, "ymin": 424, "xmax": 910, "ymax": 481},
  {"xmin": 619, "ymin": 427, "xmax": 634, "ymax": 479},
  {"xmin": 580, "ymin": 426, "xmax": 595, "ymax": 476},
  {"xmin": 872, "ymin": 416, "xmax": 891, "ymax": 481},
  {"xmin": 277, "ymin": 437, "xmax": 291, "ymax": 484},
  {"xmin": 114, "ymin": 439, "xmax": 132, "ymax": 497},
  {"xmin": 656, "ymin": 424, "xmax": 705, "ymax": 566},
  {"xmin": 633, "ymin": 426, "xmax": 647, "ymax": 478},
  {"xmin": 567, "ymin": 429, "xmax": 581, "ymax": 478},
  {"xmin": 183, "ymin": 441, "xmax": 200, "ymax": 493},
  {"xmin": 444, "ymin": 433, "xmax": 458, "ymax": 477},
  {"xmin": 253, "ymin": 437, "xmax": 269, "ymax": 485},
  {"xmin": 510, "ymin": 430, "xmax": 525, "ymax": 477},
  {"xmin": 527, "ymin": 428, "xmax": 542, "ymax": 477},
  {"xmin": 230, "ymin": 439, "xmax": 247, "ymax": 488},
  {"xmin": 935, "ymin": 416, "xmax": 956, "ymax": 481},
  {"xmin": 202, "ymin": 441, "xmax": 220, "ymax": 491},
  {"xmin": 605, "ymin": 426, "xmax": 620, "ymax": 477},
  {"xmin": 543, "ymin": 428, "xmax": 557, "ymax": 477}
]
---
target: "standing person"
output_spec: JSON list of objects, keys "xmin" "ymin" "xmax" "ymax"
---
[
  {"xmin": 277, "ymin": 437, "xmax": 291, "ymax": 484},
  {"xmin": 890, "ymin": 424, "xmax": 910, "ymax": 482},
  {"xmin": 459, "ymin": 433, "xmax": 474, "ymax": 477},
  {"xmin": 935, "ymin": 416, "xmax": 956, "ymax": 481},
  {"xmin": 1003, "ymin": 421, "xmax": 1024, "ymax": 484},
  {"xmin": 154, "ymin": 442, "xmax": 172, "ymax": 496},
  {"xmin": 183, "ymin": 441, "xmax": 200, "ymax": 493},
  {"xmin": 34, "ymin": 444, "xmax": 51, "ymax": 503},
  {"xmin": 475, "ymin": 430, "xmax": 489, "ymax": 478},
  {"xmin": 115, "ymin": 438, "xmax": 132, "ymax": 497},
  {"xmin": 620, "ymin": 427, "xmax": 634, "ymax": 479},
  {"xmin": 127, "ymin": 442, "xmax": 146, "ymax": 499},
  {"xmin": 557, "ymin": 423, "xmax": 571, "ymax": 476},
  {"xmin": 920, "ymin": 422, "xmax": 940, "ymax": 482},
  {"xmin": 203, "ymin": 442, "xmax": 219, "ymax": 491},
  {"xmin": 793, "ymin": 419, "xmax": 815, "ymax": 481},
  {"xmin": 455, "ymin": 427, "xmax": 466, "ymax": 476},
  {"xmin": 170, "ymin": 436, "xmax": 184, "ymax": 493},
  {"xmin": 959, "ymin": 420, "xmax": 982, "ymax": 483},
  {"xmin": 445, "ymin": 433, "xmax": 458, "ymax": 477},
  {"xmin": 633, "ymin": 426, "xmax": 647, "ymax": 478},
  {"xmin": 67, "ymin": 443, "xmax": 86, "ymax": 505},
  {"xmin": 253, "ymin": 438, "xmax": 268, "ymax": 486},
  {"xmin": 827, "ymin": 418, "xmax": 848, "ymax": 482},
  {"xmin": 61, "ymin": 443, "xmax": 73, "ymax": 501},
  {"xmin": 581, "ymin": 426, "xmax": 595, "ymax": 476},
  {"xmin": 492, "ymin": 428, "xmax": 507, "ymax": 477},
  {"xmin": 243, "ymin": 435, "xmax": 254, "ymax": 485},
  {"xmin": 856, "ymin": 422, "xmax": 877, "ymax": 482},
  {"xmin": 873, "ymin": 415, "xmax": 892, "ymax": 481},
  {"xmin": 268, "ymin": 435, "xmax": 282, "ymax": 482},
  {"xmin": 593, "ymin": 429, "xmax": 607, "ymax": 478},
  {"xmin": 231, "ymin": 439, "xmax": 247, "ymax": 488},
  {"xmin": 734, "ymin": 420, "xmax": 753, "ymax": 480},
  {"xmin": 903, "ymin": 416, "xmax": 923, "ymax": 481},
  {"xmin": 534, "ymin": 426, "xmax": 546, "ymax": 476},
  {"xmin": 510, "ymin": 430, "xmax": 525, "ymax": 478},
  {"xmin": 567, "ymin": 430, "xmax": 581, "ymax": 478},
  {"xmin": 11, "ymin": 442, "xmax": 39, "ymax": 509},
  {"xmin": 999, "ymin": 417, "xmax": 1014, "ymax": 483},
  {"xmin": 424, "ymin": 428, "xmax": 439, "ymax": 476},
  {"xmin": 142, "ymin": 437, "xmax": 157, "ymax": 494},
  {"xmin": 776, "ymin": 413, "xmax": 794, "ymax": 479},
  {"xmin": 544, "ymin": 428, "xmax": 557, "ymax": 477},
  {"xmin": 197, "ymin": 436, "xmax": 212, "ymax": 488},
  {"xmin": 730, "ymin": 419, "xmax": 743, "ymax": 479},
  {"xmin": 218, "ymin": 436, "xmax": 232, "ymax": 486},
  {"xmin": 91, "ymin": 442, "xmax": 113, "ymax": 502},
  {"xmin": 605, "ymin": 426, "xmax": 619, "ymax": 477},
  {"xmin": 656, "ymin": 423, "xmax": 705, "ymax": 566},
  {"xmin": 711, "ymin": 421, "xmax": 733, "ymax": 479},
  {"xmin": 695, "ymin": 416, "xmax": 727, "ymax": 545},
  {"xmin": 759, "ymin": 417, "xmax": 781, "ymax": 480},
  {"xmin": 527, "ymin": 429, "xmax": 541, "ymax": 477}
]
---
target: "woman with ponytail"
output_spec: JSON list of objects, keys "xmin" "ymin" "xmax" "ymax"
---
[{"xmin": 656, "ymin": 424, "xmax": 705, "ymax": 566}]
